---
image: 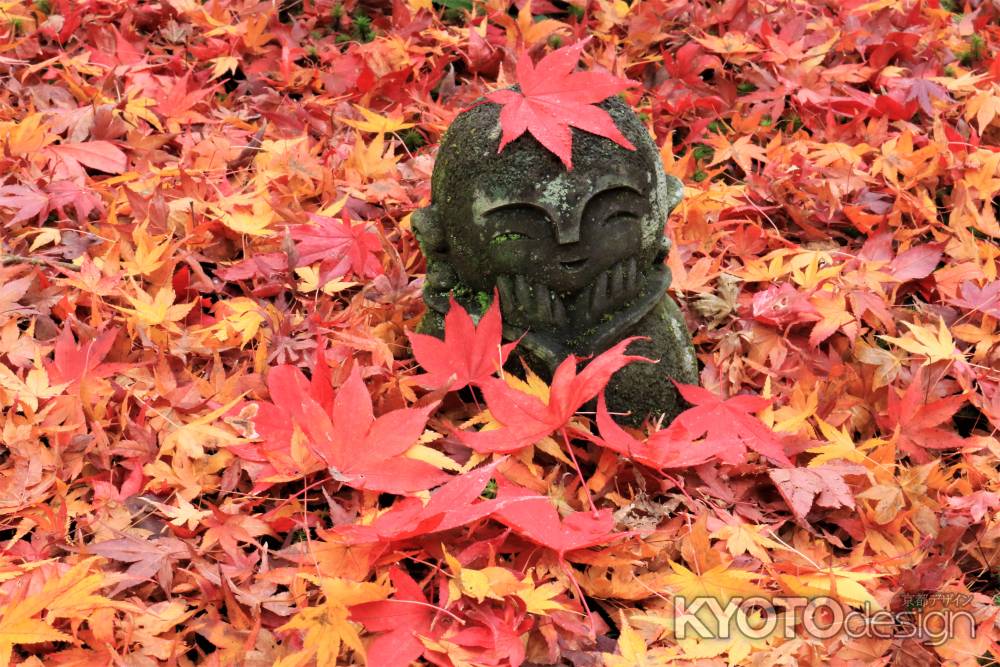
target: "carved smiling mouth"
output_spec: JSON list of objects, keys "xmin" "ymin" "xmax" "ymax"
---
[{"xmin": 560, "ymin": 258, "xmax": 589, "ymax": 271}]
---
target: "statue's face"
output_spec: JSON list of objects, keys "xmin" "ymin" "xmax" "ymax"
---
[
  {"xmin": 434, "ymin": 148, "xmax": 663, "ymax": 330},
  {"xmin": 471, "ymin": 170, "xmax": 646, "ymax": 293}
]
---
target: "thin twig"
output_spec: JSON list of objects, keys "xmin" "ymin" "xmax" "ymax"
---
[{"xmin": 0, "ymin": 254, "xmax": 79, "ymax": 271}]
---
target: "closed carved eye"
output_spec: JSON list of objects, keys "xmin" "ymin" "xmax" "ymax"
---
[
  {"xmin": 490, "ymin": 231, "xmax": 532, "ymax": 246},
  {"xmin": 602, "ymin": 211, "xmax": 640, "ymax": 226}
]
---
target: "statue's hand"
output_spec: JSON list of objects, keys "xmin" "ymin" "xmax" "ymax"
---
[{"xmin": 496, "ymin": 275, "xmax": 569, "ymax": 330}]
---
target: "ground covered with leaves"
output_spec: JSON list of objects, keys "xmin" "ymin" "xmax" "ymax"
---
[{"xmin": 2, "ymin": 0, "xmax": 1000, "ymax": 664}]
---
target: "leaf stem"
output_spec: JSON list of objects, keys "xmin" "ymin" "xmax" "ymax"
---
[{"xmin": 561, "ymin": 427, "xmax": 598, "ymax": 516}]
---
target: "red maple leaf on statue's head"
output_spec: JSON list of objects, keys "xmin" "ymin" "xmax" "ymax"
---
[
  {"xmin": 484, "ymin": 39, "xmax": 637, "ymax": 170},
  {"xmin": 407, "ymin": 292, "xmax": 517, "ymax": 391}
]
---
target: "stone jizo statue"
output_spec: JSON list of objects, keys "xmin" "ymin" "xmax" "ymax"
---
[{"xmin": 413, "ymin": 93, "xmax": 698, "ymax": 424}]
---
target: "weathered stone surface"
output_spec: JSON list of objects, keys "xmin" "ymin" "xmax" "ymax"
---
[{"xmin": 414, "ymin": 92, "xmax": 698, "ymax": 424}]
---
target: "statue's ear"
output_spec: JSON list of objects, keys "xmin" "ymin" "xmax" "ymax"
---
[
  {"xmin": 662, "ymin": 174, "xmax": 684, "ymax": 214},
  {"xmin": 411, "ymin": 205, "xmax": 448, "ymax": 258}
]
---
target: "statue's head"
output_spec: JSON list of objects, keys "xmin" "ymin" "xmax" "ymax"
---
[{"xmin": 415, "ymin": 93, "xmax": 683, "ymax": 334}]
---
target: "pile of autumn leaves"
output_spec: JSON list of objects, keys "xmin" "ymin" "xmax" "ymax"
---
[
  {"xmin": 246, "ymin": 295, "xmax": 791, "ymax": 494},
  {"xmin": 231, "ymin": 293, "xmax": 797, "ymax": 665}
]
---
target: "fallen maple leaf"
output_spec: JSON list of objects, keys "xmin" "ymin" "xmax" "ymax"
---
[
  {"xmin": 0, "ymin": 558, "xmax": 122, "ymax": 665},
  {"xmin": 663, "ymin": 560, "xmax": 767, "ymax": 603},
  {"xmin": 888, "ymin": 244, "xmax": 942, "ymax": 282},
  {"xmin": 290, "ymin": 211, "xmax": 383, "ymax": 280},
  {"xmin": 491, "ymin": 479, "xmax": 624, "ymax": 557},
  {"xmin": 603, "ymin": 611, "xmax": 672, "ymax": 667},
  {"xmin": 48, "ymin": 140, "xmax": 128, "ymax": 175},
  {"xmin": 45, "ymin": 326, "xmax": 123, "ymax": 387},
  {"xmin": 880, "ymin": 318, "xmax": 965, "ymax": 367},
  {"xmin": 335, "ymin": 460, "xmax": 504, "ymax": 544},
  {"xmin": 407, "ymin": 293, "xmax": 517, "ymax": 391},
  {"xmin": 768, "ymin": 462, "xmax": 864, "ymax": 523},
  {"xmin": 459, "ymin": 337, "xmax": 648, "ymax": 453},
  {"xmin": 339, "ymin": 105, "xmax": 415, "ymax": 134},
  {"xmin": 591, "ymin": 393, "xmax": 714, "ymax": 469},
  {"xmin": 669, "ymin": 383, "xmax": 793, "ymax": 467},
  {"xmin": 953, "ymin": 280, "xmax": 1000, "ymax": 318},
  {"xmin": 261, "ymin": 362, "xmax": 450, "ymax": 493},
  {"xmin": 877, "ymin": 367, "xmax": 968, "ymax": 461},
  {"xmin": 484, "ymin": 39, "xmax": 636, "ymax": 169},
  {"xmin": 277, "ymin": 576, "xmax": 389, "ymax": 667},
  {"xmin": 0, "ymin": 185, "xmax": 49, "ymax": 224},
  {"xmin": 349, "ymin": 568, "xmax": 435, "ymax": 667}
]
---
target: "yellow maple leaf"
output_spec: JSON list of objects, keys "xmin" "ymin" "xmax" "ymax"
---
[
  {"xmin": 768, "ymin": 382, "xmax": 818, "ymax": 435},
  {"xmin": 808, "ymin": 419, "xmax": 880, "ymax": 466},
  {"xmin": 879, "ymin": 318, "xmax": 965, "ymax": 366},
  {"xmin": 209, "ymin": 56, "xmax": 240, "ymax": 80},
  {"xmin": 514, "ymin": 574, "xmax": 566, "ymax": 615},
  {"xmin": 276, "ymin": 575, "xmax": 390, "ymax": 667},
  {"xmin": 790, "ymin": 251, "xmax": 843, "ymax": 288},
  {"xmin": 603, "ymin": 612, "xmax": 673, "ymax": 666},
  {"xmin": 117, "ymin": 285, "xmax": 195, "ymax": 330},
  {"xmin": 1, "ymin": 113, "xmax": 55, "ymax": 156},
  {"xmin": 663, "ymin": 561, "xmax": 767, "ymax": 603},
  {"xmin": 694, "ymin": 32, "xmax": 761, "ymax": 63},
  {"xmin": 443, "ymin": 547, "xmax": 520, "ymax": 603},
  {"xmin": 706, "ymin": 134, "xmax": 767, "ymax": 174},
  {"xmin": 965, "ymin": 84, "xmax": 1000, "ymax": 134},
  {"xmin": 711, "ymin": 522, "xmax": 785, "ymax": 564},
  {"xmin": 778, "ymin": 568, "xmax": 882, "ymax": 609},
  {"xmin": 0, "ymin": 613, "xmax": 71, "ymax": 666},
  {"xmin": 121, "ymin": 89, "xmax": 163, "ymax": 131},
  {"xmin": 0, "ymin": 558, "xmax": 122, "ymax": 665},
  {"xmin": 346, "ymin": 133, "xmax": 401, "ymax": 182},
  {"xmin": 212, "ymin": 196, "xmax": 276, "ymax": 236},
  {"xmin": 0, "ymin": 364, "xmax": 68, "ymax": 412},
  {"xmin": 198, "ymin": 297, "xmax": 268, "ymax": 347},
  {"xmin": 737, "ymin": 250, "xmax": 793, "ymax": 283},
  {"xmin": 650, "ymin": 566, "xmax": 776, "ymax": 664},
  {"xmin": 142, "ymin": 496, "xmax": 211, "ymax": 530},
  {"xmin": 124, "ymin": 223, "xmax": 173, "ymax": 277},
  {"xmin": 338, "ymin": 105, "xmax": 415, "ymax": 134},
  {"xmin": 294, "ymin": 266, "xmax": 358, "ymax": 294}
]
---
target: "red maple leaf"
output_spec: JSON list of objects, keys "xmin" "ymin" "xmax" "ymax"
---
[
  {"xmin": 336, "ymin": 460, "xmax": 504, "ymax": 544},
  {"xmin": 484, "ymin": 39, "xmax": 637, "ymax": 170},
  {"xmin": 589, "ymin": 393, "xmax": 715, "ymax": 469},
  {"xmin": 669, "ymin": 383, "xmax": 793, "ymax": 467},
  {"xmin": 492, "ymin": 479, "xmax": 624, "ymax": 558},
  {"xmin": 45, "ymin": 326, "xmax": 124, "ymax": 387},
  {"xmin": 878, "ymin": 368, "xmax": 968, "ymax": 462},
  {"xmin": 407, "ymin": 293, "xmax": 517, "ymax": 391},
  {"xmin": 290, "ymin": 211, "xmax": 383, "ymax": 280},
  {"xmin": 350, "ymin": 568, "xmax": 436, "ymax": 667},
  {"xmin": 260, "ymin": 361, "xmax": 449, "ymax": 494},
  {"xmin": 458, "ymin": 337, "xmax": 648, "ymax": 453}
]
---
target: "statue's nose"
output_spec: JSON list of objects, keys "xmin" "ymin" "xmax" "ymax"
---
[{"xmin": 553, "ymin": 216, "xmax": 581, "ymax": 245}]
